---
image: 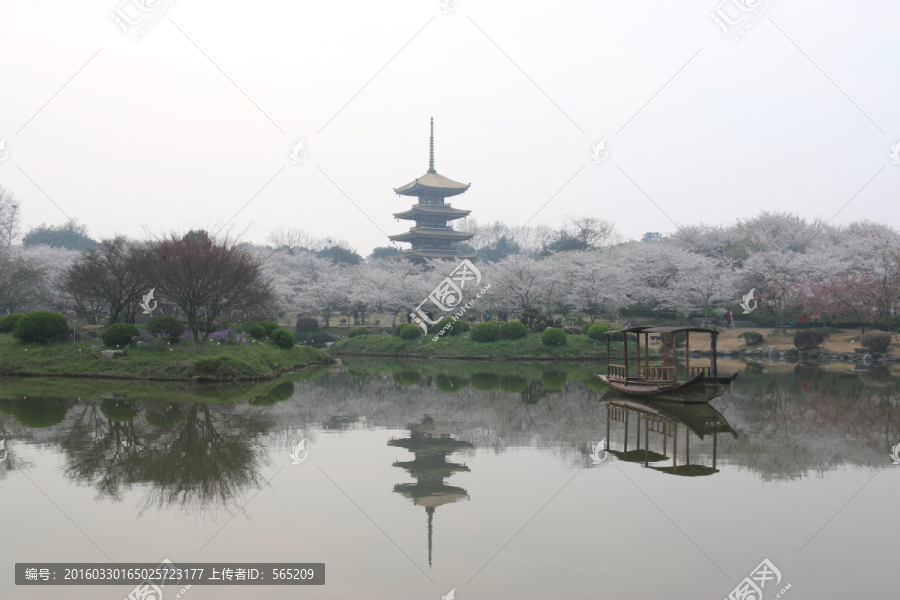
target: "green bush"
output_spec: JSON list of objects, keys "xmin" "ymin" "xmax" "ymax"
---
[
  {"xmin": 586, "ymin": 322, "xmax": 618, "ymax": 340},
  {"xmin": 347, "ymin": 327, "xmax": 368, "ymax": 337},
  {"xmin": 270, "ymin": 328, "xmax": 295, "ymax": 349},
  {"xmin": 295, "ymin": 317, "xmax": 319, "ymax": 332},
  {"xmin": 793, "ymin": 330, "xmax": 827, "ymax": 351},
  {"xmin": 247, "ymin": 324, "xmax": 266, "ymax": 339},
  {"xmin": 860, "ymin": 330, "xmax": 891, "ymax": 353},
  {"xmin": 433, "ymin": 318, "xmax": 470, "ymax": 336},
  {"xmin": 145, "ymin": 316, "xmax": 185, "ymax": 343},
  {"xmin": 13, "ymin": 311, "xmax": 70, "ymax": 344},
  {"xmin": 399, "ymin": 324, "xmax": 423, "ymax": 340},
  {"xmin": 500, "ymin": 320, "xmax": 528, "ymax": 340},
  {"xmin": 194, "ymin": 355, "xmax": 255, "ymax": 378},
  {"xmin": 471, "ymin": 322, "xmax": 501, "ymax": 342},
  {"xmin": 256, "ymin": 321, "xmax": 280, "ymax": 335},
  {"xmin": 295, "ymin": 330, "xmax": 336, "ymax": 348},
  {"xmin": 0, "ymin": 313, "xmax": 23, "ymax": 333},
  {"xmin": 393, "ymin": 323, "xmax": 408, "ymax": 336},
  {"xmin": 738, "ymin": 331, "xmax": 764, "ymax": 346},
  {"xmin": 101, "ymin": 323, "xmax": 140, "ymax": 348},
  {"xmin": 541, "ymin": 327, "xmax": 568, "ymax": 346}
]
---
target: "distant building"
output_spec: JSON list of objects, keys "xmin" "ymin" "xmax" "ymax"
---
[{"xmin": 389, "ymin": 118, "xmax": 476, "ymax": 260}]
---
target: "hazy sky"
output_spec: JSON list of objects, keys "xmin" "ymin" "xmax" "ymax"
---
[{"xmin": 1, "ymin": 0, "xmax": 898, "ymax": 254}]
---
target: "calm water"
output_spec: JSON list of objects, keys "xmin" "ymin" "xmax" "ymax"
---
[{"xmin": 1, "ymin": 359, "xmax": 899, "ymax": 600}]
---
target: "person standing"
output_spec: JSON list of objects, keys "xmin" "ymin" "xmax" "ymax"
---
[
  {"xmin": 800, "ymin": 312, "xmax": 808, "ymax": 328},
  {"xmin": 725, "ymin": 309, "xmax": 734, "ymax": 329}
]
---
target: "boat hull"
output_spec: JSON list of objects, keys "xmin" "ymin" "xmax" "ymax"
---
[{"xmin": 598, "ymin": 372, "xmax": 736, "ymax": 403}]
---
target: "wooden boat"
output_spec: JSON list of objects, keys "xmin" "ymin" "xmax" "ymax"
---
[{"xmin": 597, "ymin": 326, "xmax": 737, "ymax": 403}]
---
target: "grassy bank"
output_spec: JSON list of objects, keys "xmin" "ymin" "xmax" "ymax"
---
[
  {"xmin": 330, "ymin": 332, "xmax": 639, "ymax": 360},
  {"xmin": 0, "ymin": 334, "xmax": 332, "ymax": 381}
]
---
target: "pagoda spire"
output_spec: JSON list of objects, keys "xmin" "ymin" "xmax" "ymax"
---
[{"xmin": 428, "ymin": 117, "xmax": 435, "ymax": 174}]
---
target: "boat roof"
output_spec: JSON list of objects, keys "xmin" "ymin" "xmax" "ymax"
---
[{"xmin": 601, "ymin": 326, "xmax": 719, "ymax": 335}]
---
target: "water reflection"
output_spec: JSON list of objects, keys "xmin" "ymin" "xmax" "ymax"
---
[
  {"xmin": 605, "ymin": 396, "xmax": 736, "ymax": 476},
  {"xmin": 389, "ymin": 415, "xmax": 472, "ymax": 568}
]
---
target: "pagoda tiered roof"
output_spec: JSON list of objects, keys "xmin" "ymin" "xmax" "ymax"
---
[
  {"xmin": 388, "ymin": 227, "xmax": 475, "ymax": 243},
  {"xmin": 393, "ymin": 172, "xmax": 470, "ymax": 197},
  {"xmin": 393, "ymin": 204, "xmax": 471, "ymax": 220}
]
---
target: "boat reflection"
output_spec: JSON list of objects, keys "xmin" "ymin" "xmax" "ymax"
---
[
  {"xmin": 389, "ymin": 415, "xmax": 472, "ymax": 567},
  {"xmin": 604, "ymin": 395, "xmax": 737, "ymax": 476}
]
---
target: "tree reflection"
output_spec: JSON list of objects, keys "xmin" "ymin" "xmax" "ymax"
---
[{"xmin": 61, "ymin": 401, "xmax": 272, "ymax": 515}]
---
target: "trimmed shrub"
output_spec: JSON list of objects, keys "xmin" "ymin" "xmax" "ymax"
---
[
  {"xmin": 247, "ymin": 324, "xmax": 266, "ymax": 339},
  {"xmin": 13, "ymin": 311, "xmax": 70, "ymax": 344},
  {"xmin": 399, "ymin": 324, "xmax": 423, "ymax": 340},
  {"xmin": 270, "ymin": 328, "xmax": 295, "ymax": 349},
  {"xmin": 101, "ymin": 323, "xmax": 140, "ymax": 348},
  {"xmin": 793, "ymin": 330, "xmax": 827, "ymax": 351},
  {"xmin": 860, "ymin": 330, "xmax": 891, "ymax": 353},
  {"xmin": 500, "ymin": 320, "xmax": 528, "ymax": 340},
  {"xmin": 541, "ymin": 327, "xmax": 568, "ymax": 346},
  {"xmin": 295, "ymin": 330, "xmax": 336, "ymax": 348},
  {"xmin": 470, "ymin": 322, "xmax": 501, "ymax": 342},
  {"xmin": 145, "ymin": 316, "xmax": 185, "ymax": 343},
  {"xmin": 0, "ymin": 313, "xmax": 23, "ymax": 333},
  {"xmin": 347, "ymin": 327, "xmax": 368, "ymax": 337},
  {"xmin": 295, "ymin": 317, "xmax": 319, "ymax": 332},
  {"xmin": 433, "ymin": 318, "xmax": 470, "ymax": 336},
  {"xmin": 562, "ymin": 326, "xmax": 582, "ymax": 335},
  {"xmin": 194, "ymin": 355, "xmax": 255, "ymax": 378},
  {"xmin": 393, "ymin": 323, "xmax": 408, "ymax": 336},
  {"xmin": 737, "ymin": 331, "xmax": 764, "ymax": 346},
  {"xmin": 586, "ymin": 322, "xmax": 617, "ymax": 340},
  {"xmin": 256, "ymin": 321, "xmax": 280, "ymax": 335}
]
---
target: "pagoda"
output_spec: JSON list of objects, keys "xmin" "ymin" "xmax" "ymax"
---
[{"xmin": 389, "ymin": 118, "xmax": 476, "ymax": 260}]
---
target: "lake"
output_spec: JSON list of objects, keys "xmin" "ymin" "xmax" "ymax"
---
[{"xmin": 1, "ymin": 358, "xmax": 898, "ymax": 599}]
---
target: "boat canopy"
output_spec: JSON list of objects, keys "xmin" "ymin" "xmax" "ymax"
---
[{"xmin": 601, "ymin": 326, "xmax": 719, "ymax": 336}]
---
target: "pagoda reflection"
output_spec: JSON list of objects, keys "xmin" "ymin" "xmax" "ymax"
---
[
  {"xmin": 604, "ymin": 396, "xmax": 737, "ymax": 476},
  {"xmin": 389, "ymin": 414, "xmax": 472, "ymax": 567}
]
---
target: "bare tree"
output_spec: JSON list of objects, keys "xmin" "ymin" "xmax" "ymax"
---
[
  {"xmin": 62, "ymin": 237, "xmax": 155, "ymax": 324},
  {"xmin": 150, "ymin": 230, "xmax": 274, "ymax": 343},
  {"xmin": 0, "ymin": 186, "xmax": 21, "ymax": 248}
]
